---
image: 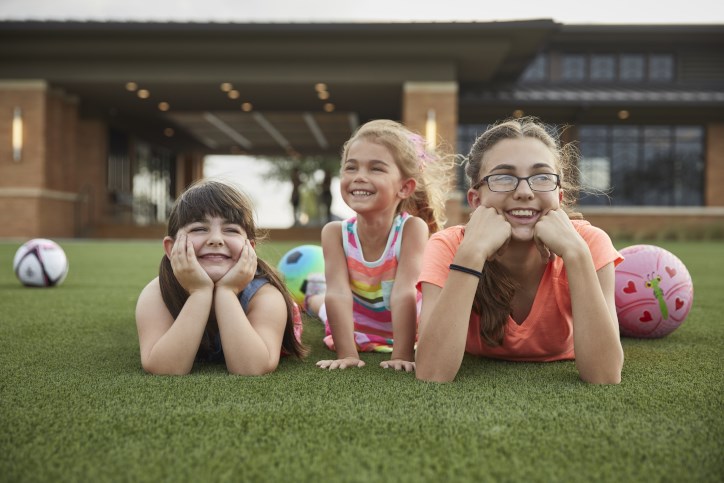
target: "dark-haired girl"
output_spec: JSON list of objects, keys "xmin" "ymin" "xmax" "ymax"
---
[{"xmin": 136, "ymin": 179, "xmax": 305, "ymax": 375}]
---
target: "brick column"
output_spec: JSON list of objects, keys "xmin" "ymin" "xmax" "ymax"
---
[
  {"xmin": 402, "ymin": 81, "xmax": 463, "ymax": 226},
  {"xmin": 0, "ymin": 81, "xmax": 94, "ymax": 238}
]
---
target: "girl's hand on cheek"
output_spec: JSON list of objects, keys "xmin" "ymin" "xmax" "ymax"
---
[
  {"xmin": 533, "ymin": 209, "xmax": 583, "ymax": 260},
  {"xmin": 461, "ymin": 206, "xmax": 512, "ymax": 262},
  {"xmin": 217, "ymin": 239, "xmax": 257, "ymax": 294},
  {"xmin": 170, "ymin": 232, "xmax": 213, "ymax": 293}
]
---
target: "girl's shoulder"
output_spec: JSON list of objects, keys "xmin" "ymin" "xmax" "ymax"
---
[
  {"xmin": 400, "ymin": 215, "xmax": 429, "ymax": 239},
  {"xmin": 429, "ymin": 224, "xmax": 466, "ymax": 243},
  {"xmin": 321, "ymin": 220, "xmax": 344, "ymax": 243},
  {"xmin": 138, "ymin": 276, "xmax": 161, "ymax": 299},
  {"xmin": 571, "ymin": 219, "xmax": 614, "ymax": 246}
]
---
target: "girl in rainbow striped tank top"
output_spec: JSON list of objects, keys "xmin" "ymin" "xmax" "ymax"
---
[{"xmin": 306, "ymin": 120, "xmax": 455, "ymax": 372}]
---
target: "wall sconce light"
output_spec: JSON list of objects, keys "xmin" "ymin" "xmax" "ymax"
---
[
  {"xmin": 12, "ymin": 107, "xmax": 23, "ymax": 162},
  {"xmin": 425, "ymin": 108, "xmax": 436, "ymax": 150}
]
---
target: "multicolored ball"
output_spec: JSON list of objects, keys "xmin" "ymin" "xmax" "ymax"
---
[{"xmin": 277, "ymin": 244, "xmax": 324, "ymax": 305}]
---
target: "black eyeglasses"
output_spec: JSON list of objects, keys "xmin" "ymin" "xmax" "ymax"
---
[{"xmin": 471, "ymin": 173, "xmax": 560, "ymax": 192}]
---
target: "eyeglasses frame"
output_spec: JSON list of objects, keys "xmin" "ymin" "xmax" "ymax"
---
[{"xmin": 471, "ymin": 173, "xmax": 561, "ymax": 193}]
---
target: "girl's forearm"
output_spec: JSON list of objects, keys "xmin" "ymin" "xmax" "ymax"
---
[
  {"xmin": 214, "ymin": 288, "xmax": 277, "ymax": 375},
  {"xmin": 416, "ymin": 273, "xmax": 480, "ymax": 383},
  {"xmin": 565, "ymin": 252, "xmax": 623, "ymax": 384},
  {"xmin": 389, "ymin": 289, "xmax": 417, "ymax": 362},
  {"xmin": 324, "ymin": 291, "xmax": 359, "ymax": 359},
  {"xmin": 144, "ymin": 290, "xmax": 213, "ymax": 375}
]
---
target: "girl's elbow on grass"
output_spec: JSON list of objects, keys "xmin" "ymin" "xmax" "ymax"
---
[
  {"xmin": 578, "ymin": 358, "xmax": 624, "ymax": 385},
  {"xmin": 581, "ymin": 371, "xmax": 622, "ymax": 385},
  {"xmin": 226, "ymin": 362, "xmax": 277, "ymax": 377},
  {"xmin": 415, "ymin": 366, "xmax": 456, "ymax": 383},
  {"xmin": 415, "ymin": 354, "xmax": 457, "ymax": 383},
  {"xmin": 142, "ymin": 361, "xmax": 192, "ymax": 376}
]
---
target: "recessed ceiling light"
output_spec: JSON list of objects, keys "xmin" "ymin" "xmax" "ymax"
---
[
  {"xmin": 125, "ymin": 82, "xmax": 138, "ymax": 91},
  {"xmin": 315, "ymin": 83, "xmax": 327, "ymax": 92},
  {"xmin": 241, "ymin": 102, "xmax": 253, "ymax": 112},
  {"xmin": 220, "ymin": 83, "xmax": 233, "ymax": 92},
  {"xmin": 164, "ymin": 128, "xmax": 174, "ymax": 137},
  {"xmin": 618, "ymin": 110, "xmax": 630, "ymax": 120},
  {"xmin": 137, "ymin": 89, "xmax": 150, "ymax": 99},
  {"xmin": 323, "ymin": 103, "xmax": 335, "ymax": 112},
  {"xmin": 318, "ymin": 91, "xmax": 330, "ymax": 100},
  {"xmin": 228, "ymin": 90, "xmax": 240, "ymax": 100},
  {"xmin": 158, "ymin": 102, "xmax": 170, "ymax": 111},
  {"xmin": 513, "ymin": 109, "xmax": 524, "ymax": 118}
]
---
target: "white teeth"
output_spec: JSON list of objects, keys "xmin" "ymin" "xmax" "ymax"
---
[
  {"xmin": 351, "ymin": 190, "xmax": 372, "ymax": 196},
  {"xmin": 510, "ymin": 209, "xmax": 535, "ymax": 216}
]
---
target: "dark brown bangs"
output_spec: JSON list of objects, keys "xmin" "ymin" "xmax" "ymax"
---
[{"xmin": 172, "ymin": 181, "xmax": 255, "ymax": 237}]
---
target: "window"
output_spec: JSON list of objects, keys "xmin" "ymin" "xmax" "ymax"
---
[
  {"xmin": 561, "ymin": 54, "xmax": 586, "ymax": 82},
  {"xmin": 578, "ymin": 125, "xmax": 704, "ymax": 206},
  {"xmin": 520, "ymin": 54, "xmax": 548, "ymax": 82},
  {"xmin": 522, "ymin": 52, "xmax": 675, "ymax": 85},
  {"xmin": 590, "ymin": 55, "xmax": 616, "ymax": 82},
  {"xmin": 619, "ymin": 54, "xmax": 645, "ymax": 82},
  {"xmin": 649, "ymin": 54, "xmax": 674, "ymax": 82},
  {"xmin": 132, "ymin": 142, "xmax": 175, "ymax": 225}
]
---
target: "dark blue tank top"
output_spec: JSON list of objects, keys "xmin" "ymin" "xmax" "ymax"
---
[{"xmin": 196, "ymin": 276, "xmax": 268, "ymax": 363}]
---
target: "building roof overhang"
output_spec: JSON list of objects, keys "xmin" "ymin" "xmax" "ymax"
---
[{"xmin": 0, "ymin": 20, "xmax": 559, "ymax": 156}]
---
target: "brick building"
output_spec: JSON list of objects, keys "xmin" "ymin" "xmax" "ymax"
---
[{"xmin": 0, "ymin": 21, "xmax": 722, "ymax": 238}]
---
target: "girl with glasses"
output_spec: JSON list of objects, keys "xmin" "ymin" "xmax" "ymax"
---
[{"xmin": 416, "ymin": 117, "xmax": 624, "ymax": 384}]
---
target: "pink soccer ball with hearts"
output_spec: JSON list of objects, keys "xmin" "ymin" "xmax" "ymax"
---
[{"xmin": 615, "ymin": 245, "xmax": 694, "ymax": 338}]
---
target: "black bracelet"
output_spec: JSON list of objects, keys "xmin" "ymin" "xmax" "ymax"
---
[{"xmin": 449, "ymin": 264, "xmax": 483, "ymax": 279}]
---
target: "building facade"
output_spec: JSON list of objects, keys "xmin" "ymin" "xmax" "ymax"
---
[{"xmin": 1, "ymin": 21, "xmax": 722, "ymax": 239}]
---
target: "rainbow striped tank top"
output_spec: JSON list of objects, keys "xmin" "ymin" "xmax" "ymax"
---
[{"xmin": 323, "ymin": 212, "xmax": 417, "ymax": 352}]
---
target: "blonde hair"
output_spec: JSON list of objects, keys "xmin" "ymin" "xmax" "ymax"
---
[
  {"xmin": 342, "ymin": 119, "xmax": 455, "ymax": 234},
  {"xmin": 464, "ymin": 117, "xmax": 582, "ymax": 346}
]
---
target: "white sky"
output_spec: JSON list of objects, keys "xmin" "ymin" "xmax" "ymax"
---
[{"xmin": 1, "ymin": 0, "xmax": 723, "ymax": 24}]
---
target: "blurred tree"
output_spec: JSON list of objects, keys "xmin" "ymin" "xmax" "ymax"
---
[
  {"xmin": 262, "ymin": 155, "xmax": 339, "ymax": 184},
  {"xmin": 263, "ymin": 155, "xmax": 340, "ymax": 225}
]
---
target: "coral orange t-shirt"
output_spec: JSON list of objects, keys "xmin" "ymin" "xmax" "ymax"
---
[{"xmin": 417, "ymin": 220, "xmax": 623, "ymax": 362}]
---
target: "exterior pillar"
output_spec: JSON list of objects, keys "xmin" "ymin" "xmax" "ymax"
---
[
  {"xmin": 402, "ymin": 81, "xmax": 462, "ymax": 226},
  {"xmin": 0, "ymin": 81, "xmax": 75, "ymax": 237},
  {"xmin": 0, "ymin": 81, "xmax": 109, "ymax": 238}
]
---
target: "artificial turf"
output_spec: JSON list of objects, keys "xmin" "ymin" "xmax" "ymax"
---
[{"xmin": 0, "ymin": 239, "xmax": 722, "ymax": 482}]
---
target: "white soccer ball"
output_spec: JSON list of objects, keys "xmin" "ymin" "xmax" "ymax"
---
[{"xmin": 13, "ymin": 238, "xmax": 69, "ymax": 287}]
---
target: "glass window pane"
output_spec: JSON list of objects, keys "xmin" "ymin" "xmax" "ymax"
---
[
  {"xmin": 578, "ymin": 124, "xmax": 703, "ymax": 206},
  {"xmin": 590, "ymin": 55, "xmax": 616, "ymax": 81},
  {"xmin": 562, "ymin": 54, "xmax": 586, "ymax": 82},
  {"xmin": 520, "ymin": 54, "xmax": 548, "ymax": 82},
  {"xmin": 620, "ymin": 54, "xmax": 645, "ymax": 82},
  {"xmin": 649, "ymin": 54, "xmax": 674, "ymax": 82},
  {"xmin": 673, "ymin": 126, "xmax": 704, "ymax": 204}
]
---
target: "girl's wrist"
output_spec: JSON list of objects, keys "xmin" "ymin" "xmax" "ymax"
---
[
  {"xmin": 187, "ymin": 286, "xmax": 214, "ymax": 297},
  {"xmin": 214, "ymin": 284, "xmax": 242, "ymax": 296},
  {"xmin": 558, "ymin": 236, "xmax": 589, "ymax": 262},
  {"xmin": 453, "ymin": 243, "xmax": 487, "ymax": 271}
]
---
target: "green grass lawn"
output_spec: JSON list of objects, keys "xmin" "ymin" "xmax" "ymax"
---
[{"xmin": 1, "ymin": 238, "xmax": 722, "ymax": 482}]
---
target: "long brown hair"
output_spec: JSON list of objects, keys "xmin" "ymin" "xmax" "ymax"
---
[
  {"xmin": 464, "ymin": 117, "xmax": 582, "ymax": 346},
  {"xmin": 159, "ymin": 178, "xmax": 306, "ymax": 358},
  {"xmin": 341, "ymin": 119, "xmax": 456, "ymax": 234}
]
